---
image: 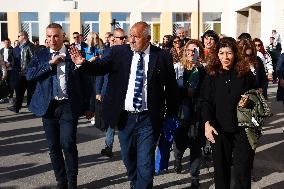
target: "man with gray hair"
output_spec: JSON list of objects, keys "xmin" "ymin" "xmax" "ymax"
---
[
  {"xmin": 176, "ymin": 26, "xmax": 190, "ymax": 47},
  {"xmin": 70, "ymin": 21, "xmax": 178, "ymax": 189},
  {"xmin": 8, "ymin": 31, "xmax": 35, "ymax": 113},
  {"xmin": 26, "ymin": 23, "xmax": 95, "ymax": 189}
]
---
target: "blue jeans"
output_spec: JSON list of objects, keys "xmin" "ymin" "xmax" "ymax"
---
[
  {"xmin": 118, "ymin": 111, "xmax": 158, "ymax": 189},
  {"xmin": 105, "ymin": 127, "xmax": 115, "ymax": 149},
  {"xmin": 42, "ymin": 100, "xmax": 78, "ymax": 183}
]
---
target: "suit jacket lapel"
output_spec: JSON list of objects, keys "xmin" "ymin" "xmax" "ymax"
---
[
  {"xmin": 65, "ymin": 50, "xmax": 73, "ymax": 84},
  {"xmin": 125, "ymin": 46, "xmax": 133, "ymax": 78},
  {"xmin": 147, "ymin": 45, "xmax": 157, "ymax": 84}
]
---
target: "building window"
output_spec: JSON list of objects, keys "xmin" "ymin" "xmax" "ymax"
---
[
  {"xmin": 81, "ymin": 12, "xmax": 99, "ymax": 40},
  {"xmin": 203, "ymin": 12, "xmax": 221, "ymax": 34},
  {"xmin": 142, "ymin": 13, "xmax": 161, "ymax": 43},
  {"xmin": 20, "ymin": 12, "xmax": 39, "ymax": 42},
  {"xmin": 0, "ymin": 12, "xmax": 8, "ymax": 42},
  {"xmin": 173, "ymin": 13, "xmax": 192, "ymax": 37},
  {"xmin": 50, "ymin": 12, "xmax": 70, "ymax": 37},
  {"xmin": 111, "ymin": 13, "xmax": 130, "ymax": 35}
]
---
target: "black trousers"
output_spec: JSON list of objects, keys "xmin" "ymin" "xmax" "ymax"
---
[
  {"xmin": 6, "ymin": 70, "xmax": 17, "ymax": 98},
  {"xmin": 42, "ymin": 100, "xmax": 78, "ymax": 183},
  {"xmin": 14, "ymin": 75, "xmax": 35, "ymax": 110},
  {"xmin": 212, "ymin": 129, "xmax": 255, "ymax": 189}
]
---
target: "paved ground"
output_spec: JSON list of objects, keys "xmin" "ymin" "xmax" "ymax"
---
[{"xmin": 0, "ymin": 84, "xmax": 284, "ymax": 189}]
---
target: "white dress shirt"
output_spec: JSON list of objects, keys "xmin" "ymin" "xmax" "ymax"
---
[
  {"xmin": 50, "ymin": 46, "xmax": 68, "ymax": 100},
  {"xmin": 124, "ymin": 45, "xmax": 150, "ymax": 112}
]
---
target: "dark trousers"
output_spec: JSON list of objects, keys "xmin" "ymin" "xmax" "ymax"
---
[
  {"xmin": 212, "ymin": 129, "xmax": 255, "ymax": 189},
  {"xmin": 6, "ymin": 70, "xmax": 16, "ymax": 98},
  {"xmin": 173, "ymin": 125, "xmax": 202, "ymax": 178},
  {"xmin": 118, "ymin": 111, "xmax": 158, "ymax": 189},
  {"xmin": 42, "ymin": 100, "xmax": 78, "ymax": 183},
  {"xmin": 14, "ymin": 75, "xmax": 35, "ymax": 110}
]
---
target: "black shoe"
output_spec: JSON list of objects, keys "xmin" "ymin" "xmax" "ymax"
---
[
  {"xmin": 68, "ymin": 181, "xmax": 77, "ymax": 189},
  {"xmin": 7, "ymin": 106, "xmax": 19, "ymax": 113},
  {"xmin": 101, "ymin": 146, "xmax": 113, "ymax": 157},
  {"xmin": 56, "ymin": 182, "xmax": 68, "ymax": 189},
  {"xmin": 174, "ymin": 159, "xmax": 182, "ymax": 173},
  {"xmin": 189, "ymin": 179, "xmax": 201, "ymax": 189}
]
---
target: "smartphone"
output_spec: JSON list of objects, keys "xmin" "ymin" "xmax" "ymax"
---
[{"xmin": 193, "ymin": 47, "xmax": 199, "ymax": 64}]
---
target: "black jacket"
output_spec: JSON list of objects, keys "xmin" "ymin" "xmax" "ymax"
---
[
  {"xmin": 20, "ymin": 41, "xmax": 36, "ymax": 73},
  {"xmin": 201, "ymin": 69, "xmax": 256, "ymax": 133},
  {"xmin": 79, "ymin": 44, "xmax": 178, "ymax": 131},
  {"xmin": 0, "ymin": 47, "xmax": 14, "ymax": 68}
]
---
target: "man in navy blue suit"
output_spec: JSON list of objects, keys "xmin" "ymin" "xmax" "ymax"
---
[
  {"xmin": 26, "ymin": 23, "xmax": 95, "ymax": 189},
  {"xmin": 70, "ymin": 21, "xmax": 178, "ymax": 189}
]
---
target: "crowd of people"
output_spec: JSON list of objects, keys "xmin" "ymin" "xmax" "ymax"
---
[{"xmin": 0, "ymin": 22, "xmax": 283, "ymax": 189}]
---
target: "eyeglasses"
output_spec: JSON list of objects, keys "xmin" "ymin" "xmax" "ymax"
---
[
  {"xmin": 185, "ymin": 49, "xmax": 195, "ymax": 53},
  {"xmin": 114, "ymin": 36, "xmax": 125, "ymax": 40}
]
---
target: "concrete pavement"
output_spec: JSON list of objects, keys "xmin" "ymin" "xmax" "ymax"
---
[{"xmin": 0, "ymin": 84, "xmax": 283, "ymax": 189}]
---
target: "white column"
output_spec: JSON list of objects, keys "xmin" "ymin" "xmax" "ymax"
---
[
  {"xmin": 38, "ymin": 11, "xmax": 50, "ymax": 45},
  {"xmin": 261, "ymin": 0, "xmax": 284, "ymax": 47},
  {"xmin": 130, "ymin": 11, "xmax": 142, "ymax": 27},
  {"xmin": 221, "ymin": 10, "xmax": 238, "ymax": 38}
]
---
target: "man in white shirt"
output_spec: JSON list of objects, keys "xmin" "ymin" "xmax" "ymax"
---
[
  {"xmin": 0, "ymin": 38, "xmax": 15, "ymax": 103},
  {"xmin": 26, "ymin": 23, "xmax": 95, "ymax": 189},
  {"xmin": 70, "ymin": 21, "xmax": 178, "ymax": 189}
]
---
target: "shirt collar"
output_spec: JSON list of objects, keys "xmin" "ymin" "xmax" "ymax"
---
[
  {"xmin": 50, "ymin": 45, "xmax": 66, "ymax": 54},
  {"xmin": 134, "ymin": 44, "xmax": 150, "ymax": 56}
]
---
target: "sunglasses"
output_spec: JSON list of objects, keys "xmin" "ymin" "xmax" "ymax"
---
[{"xmin": 114, "ymin": 36, "xmax": 125, "ymax": 40}]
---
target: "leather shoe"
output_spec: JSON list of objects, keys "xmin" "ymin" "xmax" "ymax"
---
[
  {"xmin": 174, "ymin": 159, "xmax": 182, "ymax": 173},
  {"xmin": 7, "ymin": 106, "xmax": 19, "ymax": 113},
  {"xmin": 101, "ymin": 146, "xmax": 113, "ymax": 157},
  {"xmin": 56, "ymin": 182, "xmax": 68, "ymax": 189}
]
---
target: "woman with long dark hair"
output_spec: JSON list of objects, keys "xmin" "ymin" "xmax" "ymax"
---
[{"xmin": 201, "ymin": 37, "xmax": 256, "ymax": 189}]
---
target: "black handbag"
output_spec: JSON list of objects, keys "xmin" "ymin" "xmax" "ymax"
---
[{"xmin": 0, "ymin": 80, "xmax": 9, "ymax": 99}]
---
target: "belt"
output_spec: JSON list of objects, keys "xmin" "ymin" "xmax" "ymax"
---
[
  {"xmin": 124, "ymin": 110, "xmax": 149, "ymax": 115},
  {"xmin": 51, "ymin": 99, "xmax": 69, "ymax": 105}
]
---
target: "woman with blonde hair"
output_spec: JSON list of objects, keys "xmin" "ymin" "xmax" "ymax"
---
[
  {"xmin": 173, "ymin": 39, "xmax": 206, "ymax": 189},
  {"xmin": 84, "ymin": 32, "xmax": 104, "ymax": 62}
]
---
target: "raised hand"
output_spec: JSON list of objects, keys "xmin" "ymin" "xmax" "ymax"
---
[{"xmin": 69, "ymin": 45, "xmax": 86, "ymax": 65}]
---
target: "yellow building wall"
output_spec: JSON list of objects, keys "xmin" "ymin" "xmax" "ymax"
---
[
  {"xmin": 99, "ymin": 12, "xmax": 111, "ymax": 40},
  {"xmin": 7, "ymin": 12, "xmax": 20, "ymax": 43},
  {"xmin": 69, "ymin": 12, "xmax": 81, "ymax": 42},
  {"xmin": 160, "ymin": 12, "xmax": 173, "ymax": 42},
  {"xmin": 191, "ymin": 12, "xmax": 203, "ymax": 39}
]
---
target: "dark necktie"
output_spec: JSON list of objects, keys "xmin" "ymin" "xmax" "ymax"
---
[
  {"xmin": 133, "ymin": 52, "xmax": 144, "ymax": 110},
  {"xmin": 51, "ymin": 51, "xmax": 60, "ymax": 98}
]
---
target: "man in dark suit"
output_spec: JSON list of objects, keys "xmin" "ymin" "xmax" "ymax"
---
[
  {"xmin": 26, "ymin": 23, "xmax": 95, "ymax": 189},
  {"xmin": 8, "ymin": 31, "xmax": 36, "ymax": 113},
  {"xmin": 0, "ymin": 38, "xmax": 15, "ymax": 103},
  {"xmin": 70, "ymin": 21, "xmax": 178, "ymax": 189}
]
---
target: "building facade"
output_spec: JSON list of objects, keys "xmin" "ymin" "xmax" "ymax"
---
[{"xmin": 0, "ymin": 0, "xmax": 283, "ymax": 47}]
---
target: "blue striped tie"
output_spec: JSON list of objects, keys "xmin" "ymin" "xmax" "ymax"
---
[
  {"xmin": 133, "ymin": 52, "xmax": 144, "ymax": 110},
  {"xmin": 51, "ymin": 51, "xmax": 60, "ymax": 98}
]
